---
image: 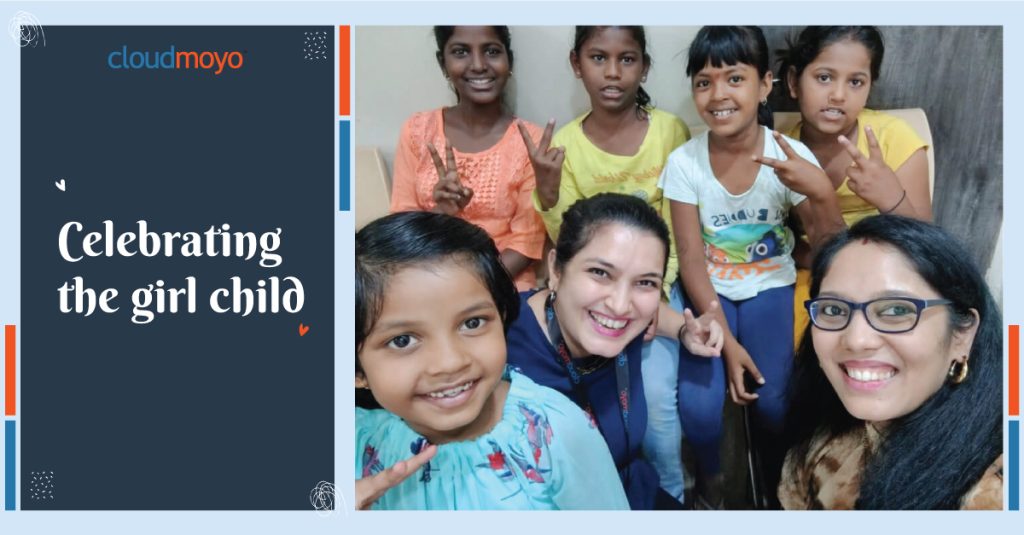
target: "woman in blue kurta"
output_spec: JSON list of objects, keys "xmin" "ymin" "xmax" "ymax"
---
[
  {"xmin": 354, "ymin": 211, "xmax": 628, "ymax": 510},
  {"xmin": 505, "ymin": 194, "xmax": 724, "ymax": 509}
]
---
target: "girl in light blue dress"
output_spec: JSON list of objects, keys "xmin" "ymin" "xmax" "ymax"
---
[{"xmin": 354, "ymin": 211, "xmax": 629, "ymax": 510}]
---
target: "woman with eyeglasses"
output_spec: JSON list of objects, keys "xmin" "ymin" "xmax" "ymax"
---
[{"xmin": 779, "ymin": 215, "xmax": 1002, "ymax": 509}]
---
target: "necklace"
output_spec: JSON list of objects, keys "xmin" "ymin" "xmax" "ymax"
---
[{"xmin": 573, "ymin": 355, "xmax": 612, "ymax": 375}]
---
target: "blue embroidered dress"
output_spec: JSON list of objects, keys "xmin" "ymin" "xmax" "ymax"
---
[{"xmin": 355, "ymin": 367, "xmax": 629, "ymax": 510}]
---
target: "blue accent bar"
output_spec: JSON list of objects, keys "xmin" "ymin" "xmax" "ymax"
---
[
  {"xmin": 4, "ymin": 420, "xmax": 14, "ymax": 510},
  {"xmin": 339, "ymin": 120, "xmax": 351, "ymax": 212},
  {"xmin": 1011, "ymin": 420, "xmax": 1019, "ymax": 510}
]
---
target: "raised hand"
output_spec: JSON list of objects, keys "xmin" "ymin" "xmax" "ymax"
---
[
  {"xmin": 679, "ymin": 300, "xmax": 724, "ymax": 357},
  {"xmin": 428, "ymin": 141, "xmax": 474, "ymax": 215},
  {"xmin": 518, "ymin": 119, "xmax": 564, "ymax": 210},
  {"xmin": 355, "ymin": 443, "xmax": 437, "ymax": 510},
  {"xmin": 837, "ymin": 126, "xmax": 905, "ymax": 212},
  {"xmin": 752, "ymin": 131, "xmax": 832, "ymax": 201}
]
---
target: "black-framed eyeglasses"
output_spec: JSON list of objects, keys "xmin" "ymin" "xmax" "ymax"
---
[{"xmin": 804, "ymin": 296, "xmax": 954, "ymax": 334}]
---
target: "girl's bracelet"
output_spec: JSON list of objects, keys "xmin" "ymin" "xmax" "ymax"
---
[
  {"xmin": 677, "ymin": 323, "xmax": 686, "ymax": 343},
  {"xmin": 881, "ymin": 189, "xmax": 907, "ymax": 214}
]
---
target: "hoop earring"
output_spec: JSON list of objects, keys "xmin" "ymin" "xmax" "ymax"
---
[
  {"xmin": 760, "ymin": 97, "xmax": 768, "ymax": 106},
  {"xmin": 948, "ymin": 358, "xmax": 969, "ymax": 384}
]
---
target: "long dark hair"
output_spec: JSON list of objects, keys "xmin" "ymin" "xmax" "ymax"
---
[
  {"xmin": 686, "ymin": 26, "xmax": 774, "ymax": 129},
  {"xmin": 355, "ymin": 211, "xmax": 520, "ymax": 407},
  {"xmin": 784, "ymin": 215, "xmax": 1002, "ymax": 509},
  {"xmin": 573, "ymin": 26, "xmax": 652, "ymax": 116}
]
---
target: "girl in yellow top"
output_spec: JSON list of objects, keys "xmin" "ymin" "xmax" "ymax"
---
[
  {"xmin": 519, "ymin": 26, "xmax": 693, "ymax": 505},
  {"xmin": 778, "ymin": 26, "xmax": 930, "ymax": 343}
]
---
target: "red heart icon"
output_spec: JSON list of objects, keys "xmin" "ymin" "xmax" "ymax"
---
[{"xmin": 299, "ymin": 323, "xmax": 310, "ymax": 337}]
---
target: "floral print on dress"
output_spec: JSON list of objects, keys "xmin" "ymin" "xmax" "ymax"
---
[
  {"xmin": 477, "ymin": 439, "xmax": 515, "ymax": 480},
  {"xmin": 362, "ymin": 444, "xmax": 384, "ymax": 478},
  {"xmin": 411, "ymin": 437, "xmax": 436, "ymax": 483},
  {"xmin": 518, "ymin": 402, "xmax": 553, "ymax": 464}
]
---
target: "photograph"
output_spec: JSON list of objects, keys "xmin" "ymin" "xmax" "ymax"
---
[{"xmin": 354, "ymin": 24, "xmax": 1004, "ymax": 511}]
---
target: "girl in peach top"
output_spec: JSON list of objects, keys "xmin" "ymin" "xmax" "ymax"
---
[{"xmin": 390, "ymin": 26, "xmax": 545, "ymax": 291}]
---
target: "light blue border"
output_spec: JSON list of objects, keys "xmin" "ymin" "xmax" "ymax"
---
[{"xmin": 0, "ymin": 1, "xmax": 1019, "ymax": 533}]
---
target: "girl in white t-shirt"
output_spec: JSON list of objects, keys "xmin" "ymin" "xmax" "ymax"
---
[{"xmin": 658, "ymin": 26, "xmax": 842, "ymax": 507}]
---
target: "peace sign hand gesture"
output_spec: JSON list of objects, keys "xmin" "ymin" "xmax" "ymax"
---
[
  {"xmin": 518, "ymin": 119, "xmax": 565, "ymax": 210},
  {"xmin": 752, "ymin": 131, "xmax": 832, "ymax": 201},
  {"xmin": 838, "ymin": 126, "xmax": 905, "ymax": 211},
  {"xmin": 428, "ymin": 141, "xmax": 474, "ymax": 215},
  {"xmin": 679, "ymin": 301, "xmax": 725, "ymax": 358}
]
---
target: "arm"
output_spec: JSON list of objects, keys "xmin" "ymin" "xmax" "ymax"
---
[
  {"xmin": 889, "ymin": 148, "xmax": 931, "ymax": 221},
  {"xmin": 670, "ymin": 201, "xmax": 762, "ymax": 404},
  {"xmin": 500, "ymin": 249, "xmax": 532, "ymax": 279},
  {"xmin": 500, "ymin": 137, "xmax": 549, "ymax": 278},
  {"xmin": 530, "ymin": 131, "xmax": 583, "ymax": 242},
  {"xmin": 753, "ymin": 131, "xmax": 845, "ymax": 248}
]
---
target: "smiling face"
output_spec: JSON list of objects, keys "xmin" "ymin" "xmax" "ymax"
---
[
  {"xmin": 811, "ymin": 241, "xmax": 977, "ymax": 424},
  {"xmin": 789, "ymin": 39, "xmax": 873, "ymax": 139},
  {"xmin": 547, "ymin": 222, "xmax": 665, "ymax": 359},
  {"xmin": 691, "ymin": 61, "xmax": 773, "ymax": 139},
  {"xmin": 356, "ymin": 260, "xmax": 507, "ymax": 444},
  {"xmin": 570, "ymin": 27, "xmax": 649, "ymax": 114},
  {"xmin": 439, "ymin": 26, "xmax": 511, "ymax": 106}
]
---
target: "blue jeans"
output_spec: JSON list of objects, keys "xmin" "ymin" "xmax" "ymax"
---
[
  {"xmin": 677, "ymin": 285, "xmax": 794, "ymax": 479},
  {"xmin": 640, "ymin": 281, "xmax": 687, "ymax": 502}
]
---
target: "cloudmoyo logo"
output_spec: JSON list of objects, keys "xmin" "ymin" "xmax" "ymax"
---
[{"xmin": 107, "ymin": 46, "xmax": 245, "ymax": 75}]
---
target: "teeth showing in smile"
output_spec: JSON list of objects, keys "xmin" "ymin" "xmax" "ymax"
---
[
  {"xmin": 844, "ymin": 367, "xmax": 896, "ymax": 382},
  {"xmin": 711, "ymin": 109, "xmax": 736, "ymax": 118},
  {"xmin": 427, "ymin": 381, "xmax": 473, "ymax": 399},
  {"xmin": 823, "ymin": 108, "xmax": 844, "ymax": 118},
  {"xmin": 591, "ymin": 312, "xmax": 627, "ymax": 330},
  {"xmin": 467, "ymin": 78, "xmax": 494, "ymax": 87}
]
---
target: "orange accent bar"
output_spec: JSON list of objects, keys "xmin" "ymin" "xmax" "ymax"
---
[
  {"xmin": 339, "ymin": 26, "xmax": 350, "ymax": 117},
  {"xmin": 1011, "ymin": 325, "xmax": 1019, "ymax": 416},
  {"xmin": 4, "ymin": 325, "xmax": 14, "ymax": 416}
]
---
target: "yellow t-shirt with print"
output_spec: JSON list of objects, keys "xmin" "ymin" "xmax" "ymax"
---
[
  {"xmin": 788, "ymin": 108, "xmax": 929, "ymax": 345},
  {"xmin": 533, "ymin": 107, "xmax": 690, "ymax": 292}
]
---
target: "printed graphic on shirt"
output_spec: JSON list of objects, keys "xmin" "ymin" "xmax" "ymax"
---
[{"xmin": 701, "ymin": 217, "xmax": 794, "ymax": 284}]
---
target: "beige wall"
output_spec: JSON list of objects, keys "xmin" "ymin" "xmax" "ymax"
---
[{"xmin": 354, "ymin": 26, "xmax": 702, "ymax": 172}]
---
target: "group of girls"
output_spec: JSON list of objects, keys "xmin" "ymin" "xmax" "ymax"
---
[{"xmin": 356, "ymin": 25, "xmax": 996, "ymax": 510}]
